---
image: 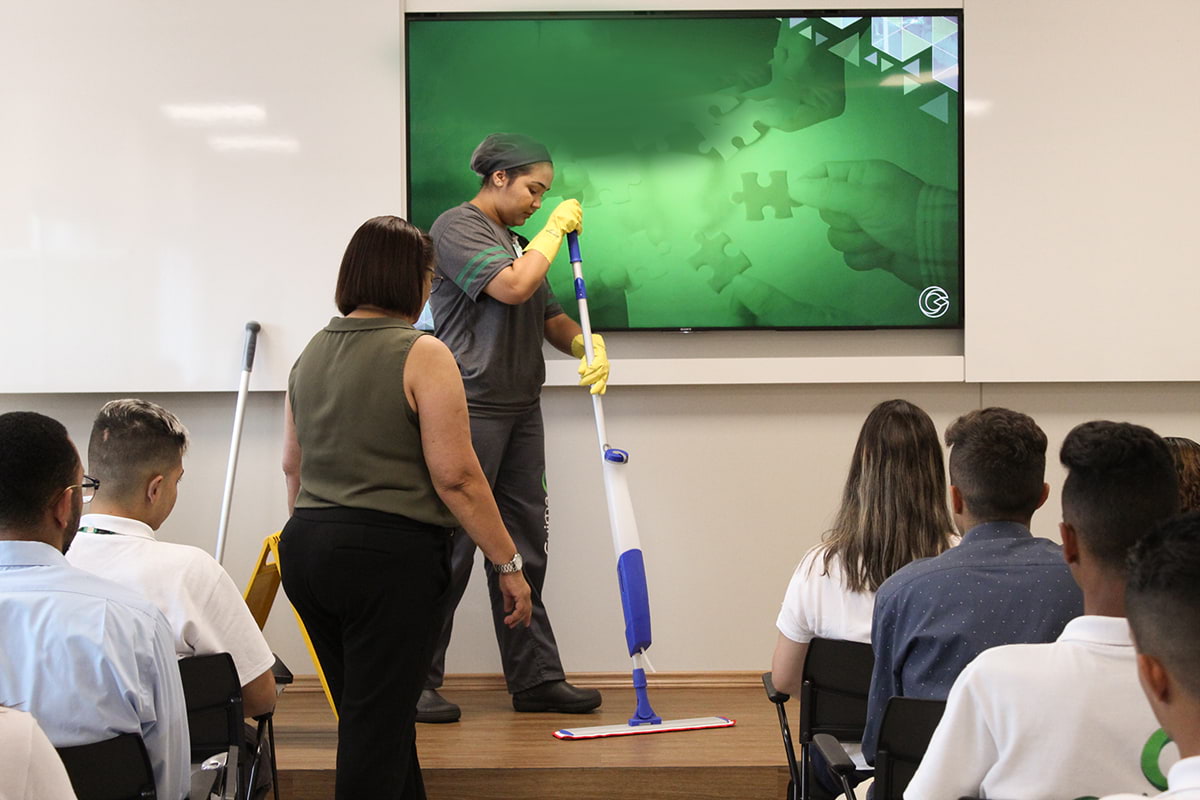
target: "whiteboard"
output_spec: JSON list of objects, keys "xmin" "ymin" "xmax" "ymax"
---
[{"xmin": 0, "ymin": 1, "xmax": 404, "ymax": 392}]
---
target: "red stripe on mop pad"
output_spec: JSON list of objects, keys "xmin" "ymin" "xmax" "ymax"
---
[{"xmin": 553, "ymin": 716, "xmax": 735, "ymax": 740}]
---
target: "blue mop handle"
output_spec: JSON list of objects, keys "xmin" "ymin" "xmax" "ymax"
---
[
  {"xmin": 568, "ymin": 231, "xmax": 652, "ymax": 654},
  {"xmin": 568, "ymin": 231, "xmax": 582, "ymax": 275},
  {"xmin": 569, "ymin": 232, "xmax": 658, "ymax": 725},
  {"xmin": 567, "ymin": 232, "xmax": 597, "ymax": 365}
]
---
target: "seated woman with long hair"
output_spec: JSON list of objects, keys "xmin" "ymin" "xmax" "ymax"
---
[{"xmin": 771, "ymin": 398, "xmax": 955, "ymax": 694}]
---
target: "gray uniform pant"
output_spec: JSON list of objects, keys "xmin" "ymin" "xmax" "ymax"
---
[{"xmin": 425, "ymin": 402, "xmax": 565, "ymax": 694}]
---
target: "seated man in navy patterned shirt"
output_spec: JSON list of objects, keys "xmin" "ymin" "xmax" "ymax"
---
[{"xmin": 862, "ymin": 407, "xmax": 1084, "ymax": 764}]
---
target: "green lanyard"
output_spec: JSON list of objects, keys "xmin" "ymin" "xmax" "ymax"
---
[{"xmin": 77, "ymin": 526, "xmax": 119, "ymax": 536}]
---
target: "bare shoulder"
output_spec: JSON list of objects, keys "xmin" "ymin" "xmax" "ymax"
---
[
  {"xmin": 405, "ymin": 334, "xmax": 465, "ymax": 410},
  {"xmin": 407, "ymin": 332, "xmax": 454, "ymax": 368}
]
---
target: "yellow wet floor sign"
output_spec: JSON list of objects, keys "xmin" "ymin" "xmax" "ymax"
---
[{"xmin": 244, "ymin": 531, "xmax": 338, "ymax": 719}]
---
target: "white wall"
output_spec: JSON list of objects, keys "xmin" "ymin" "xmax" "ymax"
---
[{"xmin": 965, "ymin": 0, "xmax": 1200, "ymax": 382}]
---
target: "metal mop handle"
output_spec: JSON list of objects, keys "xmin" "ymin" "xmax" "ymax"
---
[
  {"xmin": 215, "ymin": 321, "xmax": 261, "ymax": 565},
  {"xmin": 568, "ymin": 232, "xmax": 660, "ymax": 726}
]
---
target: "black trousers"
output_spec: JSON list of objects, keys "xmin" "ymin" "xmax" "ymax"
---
[{"xmin": 280, "ymin": 507, "xmax": 451, "ymax": 800}]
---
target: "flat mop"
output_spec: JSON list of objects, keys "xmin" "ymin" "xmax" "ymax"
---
[{"xmin": 553, "ymin": 232, "xmax": 734, "ymax": 740}]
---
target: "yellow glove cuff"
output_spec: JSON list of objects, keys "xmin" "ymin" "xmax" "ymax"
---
[{"xmin": 524, "ymin": 229, "xmax": 563, "ymax": 264}]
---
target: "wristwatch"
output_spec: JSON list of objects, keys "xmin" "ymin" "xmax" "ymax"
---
[{"xmin": 493, "ymin": 552, "xmax": 523, "ymax": 574}]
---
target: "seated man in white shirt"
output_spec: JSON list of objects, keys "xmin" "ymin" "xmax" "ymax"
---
[
  {"xmin": 67, "ymin": 399, "xmax": 276, "ymax": 718},
  {"xmin": 0, "ymin": 705, "xmax": 78, "ymax": 799},
  {"xmin": 907, "ymin": 420, "xmax": 1181, "ymax": 800},
  {"xmin": 1101, "ymin": 512, "xmax": 1200, "ymax": 800},
  {"xmin": 0, "ymin": 411, "xmax": 190, "ymax": 800}
]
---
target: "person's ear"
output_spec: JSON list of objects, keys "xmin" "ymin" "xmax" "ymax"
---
[
  {"xmin": 146, "ymin": 474, "xmax": 165, "ymax": 505},
  {"xmin": 1060, "ymin": 522, "xmax": 1080, "ymax": 564},
  {"xmin": 950, "ymin": 485, "xmax": 965, "ymax": 515},
  {"xmin": 492, "ymin": 169, "xmax": 508, "ymax": 189},
  {"xmin": 50, "ymin": 485, "xmax": 77, "ymax": 530},
  {"xmin": 1035, "ymin": 482, "xmax": 1050, "ymax": 510},
  {"xmin": 1137, "ymin": 652, "xmax": 1170, "ymax": 704}
]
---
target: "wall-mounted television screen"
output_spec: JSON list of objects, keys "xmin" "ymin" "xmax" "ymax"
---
[{"xmin": 406, "ymin": 11, "xmax": 962, "ymax": 331}]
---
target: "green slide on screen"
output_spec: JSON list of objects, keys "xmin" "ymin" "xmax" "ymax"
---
[{"xmin": 407, "ymin": 13, "xmax": 962, "ymax": 331}]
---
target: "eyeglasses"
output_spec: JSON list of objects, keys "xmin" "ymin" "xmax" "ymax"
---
[{"xmin": 68, "ymin": 475, "xmax": 100, "ymax": 504}]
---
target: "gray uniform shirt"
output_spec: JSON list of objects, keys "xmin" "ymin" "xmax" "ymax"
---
[{"xmin": 429, "ymin": 202, "xmax": 564, "ymax": 412}]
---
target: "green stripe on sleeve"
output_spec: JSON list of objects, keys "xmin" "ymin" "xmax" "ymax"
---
[
  {"xmin": 455, "ymin": 246, "xmax": 507, "ymax": 288},
  {"xmin": 458, "ymin": 251, "xmax": 511, "ymax": 291}
]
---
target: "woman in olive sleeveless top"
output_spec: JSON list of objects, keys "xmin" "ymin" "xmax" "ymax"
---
[{"xmin": 280, "ymin": 216, "xmax": 532, "ymax": 800}]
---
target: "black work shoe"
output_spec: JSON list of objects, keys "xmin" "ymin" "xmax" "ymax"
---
[
  {"xmin": 416, "ymin": 688, "xmax": 461, "ymax": 723},
  {"xmin": 512, "ymin": 680, "xmax": 602, "ymax": 713}
]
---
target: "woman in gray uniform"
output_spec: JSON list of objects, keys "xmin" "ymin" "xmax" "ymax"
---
[{"xmin": 419, "ymin": 133, "xmax": 608, "ymax": 723}]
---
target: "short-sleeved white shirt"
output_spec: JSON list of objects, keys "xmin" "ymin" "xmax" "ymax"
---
[
  {"xmin": 906, "ymin": 615, "xmax": 1180, "ymax": 800},
  {"xmin": 68, "ymin": 514, "xmax": 275, "ymax": 687},
  {"xmin": 1103, "ymin": 757, "xmax": 1200, "ymax": 800},
  {"xmin": 776, "ymin": 545, "xmax": 875, "ymax": 769},
  {"xmin": 0, "ymin": 708, "xmax": 78, "ymax": 800},
  {"xmin": 776, "ymin": 545, "xmax": 875, "ymax": 646}
]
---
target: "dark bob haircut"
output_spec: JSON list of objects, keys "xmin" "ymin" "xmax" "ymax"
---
[{"xmin": 334, "ymin": 216, "xmax": 434, "ymax": 318}]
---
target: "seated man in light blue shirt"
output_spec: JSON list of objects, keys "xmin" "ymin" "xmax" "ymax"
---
[{"xmin": 0, "ymin": 411, "xmax": 190, "ymax": 800}]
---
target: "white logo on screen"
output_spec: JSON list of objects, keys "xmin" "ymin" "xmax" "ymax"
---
[{"xmin": 919, "ymin": 286, "xmax": 950, "ymax": 318}]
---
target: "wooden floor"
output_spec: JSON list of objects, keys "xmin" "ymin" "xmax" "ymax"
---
[{"xmin": 273, "ymin": 678, "xmax": 791, "ymax": 799}]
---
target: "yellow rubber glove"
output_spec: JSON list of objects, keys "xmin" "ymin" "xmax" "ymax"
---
[
  {"xmin": 571, "ymin": 333, "xmax": 608, "ymax": 395},
  {"xmin": 524, "ymin": 199, "xmax": 583, "ymax": 264}
]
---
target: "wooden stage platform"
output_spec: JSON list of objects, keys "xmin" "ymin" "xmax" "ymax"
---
[{"xmin": 272, "ymin": 674, "xmax": 790, "ymax": 799}]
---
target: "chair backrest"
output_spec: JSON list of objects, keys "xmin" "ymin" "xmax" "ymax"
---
[
  {"xmin": 56, "ymin": 732, "xmax": 156, "ymax": 800},
  {"xmin": 873, "ymin": 696, "xmax": 947, "ymax": 800},
  {"xmin": 797, "ymin": 638, "xmax": 875, "ymax": 744},
  {"xmin": 178, "ymin": 652, "xmax": 244, "ymax": 763}
]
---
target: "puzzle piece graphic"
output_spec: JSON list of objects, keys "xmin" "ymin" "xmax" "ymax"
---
[
  {"xmin": 546, "ymin": 164, "xmax": 600, "ymax": 208},
  {"xmin": 687, "ymin": 231, "xmax": 751, "ymax": 292},
  {"xmin": 630, "ymin": 223, "xmax": 671, "ymax": 255},
  {"xmin": 732, "ymin": 170, "xmax": 800, "ymax": 221},
  {"xmin": 547, "ymin": 160, "xmax": 642, "ymax": 208},
  {"xmin": 692, "ymin": 97, "xmax": 769, "ymax": 161}
]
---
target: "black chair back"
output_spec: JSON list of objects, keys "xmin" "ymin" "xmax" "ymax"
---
[
  {"xmin": 873, "ymin": 696, "xmax": 947, "ymax": 800},
  {"xmin": 178, "ymin": 652, "xmax": 243, "ymax": 763},
  {"xmin": 798, "ymin": 638, "xmax": 875, "ymax": 744},
  {"xmin": 56, "ymin": 732, "xmax": 156, "ymax": 800},
  {"xmin": 763, "ymin": 637, "xmax": 875, "ymax": 800}
]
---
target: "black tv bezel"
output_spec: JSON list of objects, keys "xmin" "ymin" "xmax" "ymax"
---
[{"xmin": 404, "ymin": 8, "xmax": 965, "ymax": 333}]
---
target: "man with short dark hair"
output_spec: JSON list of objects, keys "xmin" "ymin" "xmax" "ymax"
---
[
  {"xmin": 0, "ymin": 411, "xmax": 189, "ymax": 800},
  {"xmin": 68, "ymin": 399, "xmax": 276, "ymax": 718},
  {"xmin": 863, "ymin": 407, "xmax": 1083, "ymax": 762},
  {"xmin": 908, "ymin": 420, "xmax": 1180, "ymax": 799},
  {"xmin": 1102, "ymin": 512, "xmax": 1200, "ymax": 800}
]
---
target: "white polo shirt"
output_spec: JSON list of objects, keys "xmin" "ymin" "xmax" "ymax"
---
[
  {"xmin": 68, "ymin": 514, "xmax": 275, "ymax": 688},
  {"xmin": 776, "ymin": 545, "xmax": 875, "ymax": 769},
  {"xmin": 906, "ymin": 615, "xmax": 1180, "ymax": 800},
  {"xmin": 0, "ymin": 707, "xmax": 78, "ymax": 800},
  {"xmin": 776, "ymin": 545, "xmax": 874, "ymax": 646},
  {"xmin": 1103, "ymin": 756, "xmax": 1200, "ymax": 799}
]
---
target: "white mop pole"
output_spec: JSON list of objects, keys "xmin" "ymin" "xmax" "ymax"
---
[
  {"xmin": 554, "ymin": 234, "xmax": 732, "ymax": 740},
  {"xmin": 214, "ymin": 321, "xmax": 261, "ymax": 565}
]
